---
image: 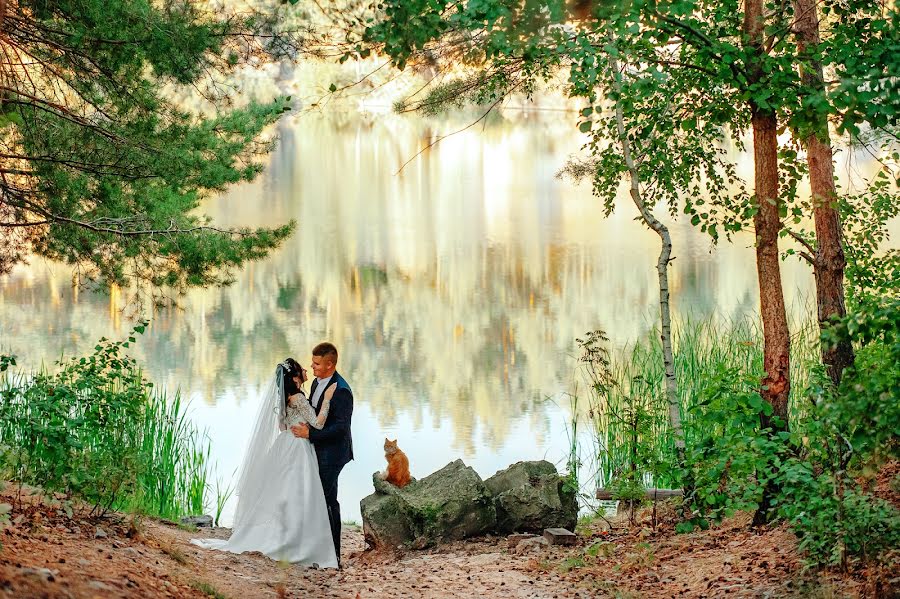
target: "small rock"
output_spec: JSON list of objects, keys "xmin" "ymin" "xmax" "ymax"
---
[
  {"xmin": 88, "ymin": 581, "xmax": 113, "ymax": 591},
  {"xmin": 22, "ymin": 568, "xmax": 56, "ymax": 582},
  {"xmin": 513, "ymin": 536, "xmax": 549, "ymax": 555},
  {"xmin": 507, "ymin": 533, "xmax": 534, "ymax": 550},
  {"xmin": 94, "ymin": 527, "xmax": 108, "ymax": 539},
  {"xmin": 180, "ymin": 515, "xmax": 214, "ymax": 528},
  {"xmin": 77, "ymin": 559, "xmax": 90, "ymax": 567}
]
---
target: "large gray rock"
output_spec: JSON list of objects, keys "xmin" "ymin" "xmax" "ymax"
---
[
  {"xmin": 360, "ymin": 491, "xmax": 415, "ymax": 550},
  {"xmin": 403, "ymin": 460, "xmax": 496, "ymax": 544},
  {"xmin": 484, "ymin": 460, "xmax": 577, "ymax": 534},
  {"xmin": 360, "ymin": 459, "xmax": 496, "ymax": 549}
]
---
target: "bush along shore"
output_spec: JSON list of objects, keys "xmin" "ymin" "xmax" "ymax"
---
[
  {"xmin": 0, "ymin": 323, "xmax": 209, "ymax": 522},
  {"xmin": 575, "ymin": 304, "xmax": 899, "ymax": 582}
]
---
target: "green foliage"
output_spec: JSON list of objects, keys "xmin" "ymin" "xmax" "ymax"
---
[
  {"xmin": 679, "ymin": 364, "xmax": 782, "ymax": 530},
  {"xmin": 2, "ymin": 0, "xmax": 302, "ymax": 298},
  {"xmin": 840, "ymin": 160, "xmax": 900, "ymax": 306},
  {"xmin": 778, "ymin": 458, "xmax": 900, "ymax": 568},
  {"xmin": 675, "ymin": 301, "xmax": 900, "ymax": 567},
  {"xmin": 0, "ymin": 324, "xmax": 209, "ymax": 518},
  {"xmin": 819, "ymin": 299, "xmax": 900, "ymax": 466},
  {"xmin": 578, "ymin": 315, "xmax": 828, "ymax": 533}
]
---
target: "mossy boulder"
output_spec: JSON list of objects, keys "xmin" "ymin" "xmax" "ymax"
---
[
  {"xmin": 360, "ymin": 459, "xmax": 496, "ymax": 549},
  {"xmin": 484, "ymin": 460, "xmax": 577, "ymax": 534},
  {"xmin": 360, "ymin": 491, "xmax": 415, "ymax": 550},
  {"xmin": 360, "ymin": 459, "xmax": 576, "ymax": 549},
  {"xmin": 403, "ymin": 460, "xmax": 496, "ymax": 545}
]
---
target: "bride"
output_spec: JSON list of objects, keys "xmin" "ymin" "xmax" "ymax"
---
[{"xmin": 191, "ymin": 358, "xmax": 339, "ymax": 568}]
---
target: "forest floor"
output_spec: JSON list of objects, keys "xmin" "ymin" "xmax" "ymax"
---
[{"xmin": 0, "ymin": 475, "xmax": 897, "ymax": 599}]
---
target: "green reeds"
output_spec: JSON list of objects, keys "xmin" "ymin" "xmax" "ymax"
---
[
  {"xmin": 0, "ymin": 352, "xmax": 209, "ymax": 520},
  {"xmin": 583, "ymin": 313, "xmax": 821, "ymax": 489},
  {"xmin": 212, "ymin": 474, "xmax": 236, "ymax": 527},
  {"xmin": 127, "ymin": 387, "xmax": 210, "ymax": 519}
]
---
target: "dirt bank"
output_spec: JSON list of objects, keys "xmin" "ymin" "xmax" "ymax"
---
[{"xmin": 1, "ymin": 484, "xmax": 895, "ymax": 598}]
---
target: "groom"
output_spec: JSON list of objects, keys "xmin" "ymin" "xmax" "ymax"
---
[{"xmin": 291, "ymin": 342, "xmax": 354, "ymax": 567}]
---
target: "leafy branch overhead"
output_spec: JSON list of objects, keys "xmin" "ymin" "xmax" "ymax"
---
[
  {"xmin": 353, "ymin": 0, "xmax": 897, "ymax": 235},
  {"xmin": 0, "ymin": 0, "xmax": 312, "ymax": 298}
]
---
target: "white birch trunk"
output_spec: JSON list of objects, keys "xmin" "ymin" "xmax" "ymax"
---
[{"xmin": 609, "ymin": 57, "xmax": 684, "ymax": 454}]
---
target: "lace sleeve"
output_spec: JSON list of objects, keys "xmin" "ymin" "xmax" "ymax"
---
[
  {"xmin": 315, "ymin": 392, "xmax": 332, "ymax": 429},
  {"xmin": 292, "ymin": 392, "xmax": 325, "ymax": 429}
]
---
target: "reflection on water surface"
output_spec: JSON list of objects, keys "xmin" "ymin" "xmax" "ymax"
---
[{"xmin": 4, "ymin": 110, "xmax": 879, "ymax": 523}]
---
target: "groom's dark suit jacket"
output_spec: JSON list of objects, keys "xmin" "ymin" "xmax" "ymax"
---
[{"xmin": 308, "ymin": 372, "xmax": 354, "ymax": 467}]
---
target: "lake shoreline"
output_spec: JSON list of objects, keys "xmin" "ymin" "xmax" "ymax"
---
[{"xmin": 1, "ymin": 482, "xmax": 887, "ymax": 598}]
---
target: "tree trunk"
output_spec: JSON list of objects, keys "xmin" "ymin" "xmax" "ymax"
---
[
  {"xmin": 744, "ymin": 0, "xmax": 791, "ymax": 430},
  {"xmin": 609, "ymin": 58, "xmax": 685, "ymax": 462},
  {"xmin": 792, "ymin": 0, "xmax": 854, "ymax": 385},
  {"xmin": 745, "ymin": 0, "xmax": 791, "ymax": 527},
  {"xmin": 750, "ymin": 110, "xmax": 791, "ymax": 429}
]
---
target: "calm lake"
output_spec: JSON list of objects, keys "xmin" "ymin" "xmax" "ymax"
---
[{"xmin": 0, "ymin": 108, "xmax": 885, "ymax": 524}]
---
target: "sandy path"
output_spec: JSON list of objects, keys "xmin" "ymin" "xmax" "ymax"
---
[{"xmin": 175, "ymin": 523, "xmax": 574, "ymax": 599}]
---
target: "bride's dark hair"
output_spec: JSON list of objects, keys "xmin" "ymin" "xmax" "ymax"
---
[{"xmin": 280, "ymin": 358, "xmax": 303, "ymax": 407}]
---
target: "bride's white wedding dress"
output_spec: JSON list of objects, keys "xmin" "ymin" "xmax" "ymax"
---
[{"xmin": 191, "ymin": 369, "xmax": 338, "ymax": 568}]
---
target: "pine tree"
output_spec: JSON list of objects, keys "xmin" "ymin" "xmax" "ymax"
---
[{"xmin": 0, "ymin": 0, "xmax": 305, "ymax": 299}]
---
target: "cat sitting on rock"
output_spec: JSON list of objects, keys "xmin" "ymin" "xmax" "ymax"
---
[{"xmin": 373, "ymin": 438, "xmax": 413, "ymax": 493}]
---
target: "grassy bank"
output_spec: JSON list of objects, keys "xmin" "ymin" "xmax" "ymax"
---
[
  {"xmin": 0, "ymin": 326, "xmax": 208, "ymax": 519},
  {"xmin": 572, "ymin": 302, "xmax": 900, "ymax": 571},
  {"xmin": 580, "ymin": 313, "xmax": 820, "ymax": 490}
]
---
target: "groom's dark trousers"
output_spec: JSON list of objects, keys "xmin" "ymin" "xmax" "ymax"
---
[
  {"xmin": 317, "ymin": 462, "xmax": 344, "ymax": 558},
  {"xmin": 308, "ymin": 372, "xmax": 354, "ymax": 563}
]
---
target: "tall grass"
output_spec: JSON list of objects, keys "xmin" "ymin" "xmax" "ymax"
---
[
  {"xmin": 126, "ymin": 388, "xmax": 210, "ymax": 519},
  {"xmin": 583, "ymin": 313, "xmax": 821, "ymax": 489}
]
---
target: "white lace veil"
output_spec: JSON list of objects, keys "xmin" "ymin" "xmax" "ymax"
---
[{"xmin": 232, "ymin": 362, "xmax": 288, "ymax": 529}]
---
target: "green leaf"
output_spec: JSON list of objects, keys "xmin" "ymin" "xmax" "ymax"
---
[{"xmin": 681, "ymin": 117, "xmax": 697, "ymax": 131}]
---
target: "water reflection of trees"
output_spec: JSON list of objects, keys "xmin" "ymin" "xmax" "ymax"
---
[{"xmin": 0, "ymin": 112, "xmax": 829, "ymax": 450}]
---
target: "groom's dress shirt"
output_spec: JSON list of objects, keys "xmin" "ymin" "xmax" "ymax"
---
[{"xmin": 310, "ymin": 375, "xmax": 333, "ymax": 409}]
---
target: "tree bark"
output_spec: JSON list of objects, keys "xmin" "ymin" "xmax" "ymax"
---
[
  {"xmin": 750, "ymin": 110, "xmax": 791, "ymax": 428},
  {"xmin": 792, "ymin": 0, "xmax": 854, "ymax": 386},
  {"xmin": 744, "ymin": 0, "xmax": 791, "ymax": 429},
  {"xmin": 609, "ymin": 58, "xmax": 685, "ymax": 461},
  {"xmin": 745, "ymin": 0, "xmax": 791, "ymax": 528}
]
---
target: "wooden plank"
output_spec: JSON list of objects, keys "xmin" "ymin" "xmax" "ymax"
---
[
  {"xmin": 543, "ymin": 528, "xmax": 577, "ymax": 545},
  {"xmin": 596, "ymin": 488, "xmax": 683, "ymax": 500}
]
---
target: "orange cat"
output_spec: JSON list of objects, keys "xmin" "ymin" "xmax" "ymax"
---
[{"xmin": 381, "ymin": 438, "xmax": 411, "ymax": 488}]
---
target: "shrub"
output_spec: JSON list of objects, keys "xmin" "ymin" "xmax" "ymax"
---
[{"xmin": 0, "ymin": 323, "xmax": 208, "ymax": 518}]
